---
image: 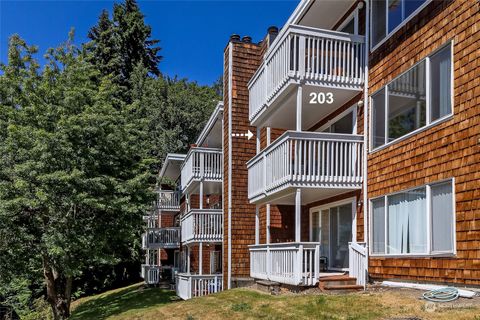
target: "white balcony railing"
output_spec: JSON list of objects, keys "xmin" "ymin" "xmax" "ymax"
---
[
  {"xmin": 176, "ymin": 274, "xmax": 223, "ymax": 300},
  {"xmin": 181, "ymin": 147, "xmax": 223, "ymax": 191},
  {"xmin": 249, "ymin": 24, "xmax": 365, "ymax": 122},
  {"xmin": 157, "ymin": 190, "xmax": 181, "ymax": 210},
  {"xmin": 141, "ymin": 265, "xmax": 160, "ymax": 285},
  {"xmin": 249, "ymin": 242, "xmax": 320, "ymax": 286},
  {"xmin": 142, "ymin": 227, "xmax": 181, "ymax": 249},
  {"xmin": 247, "ymin": 131, "xmax": 363, "ymax": 202},
  {"xmin": 181, "ymin": 209, "xmax": 223, "ymax": 244},
  {"xmin": 348, "ymin": 242, "xmax": 367, "ymax": 288}
]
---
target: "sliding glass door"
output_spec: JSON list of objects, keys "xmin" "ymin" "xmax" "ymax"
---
[{"xmin": 311, "ymin": 202, "xmax": 353, "ymax": 270}]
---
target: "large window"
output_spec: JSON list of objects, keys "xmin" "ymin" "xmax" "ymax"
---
[
  {"xmin": 371, "ymin": 44, "xmax": 452, "ymax": 149},
  {"xmin": 370, "ymin": 180, "xmax": 455, "ymax": 256},
  {"xmin": 371, "ymin": 0, "xmax": 428, "ymax": 47}
]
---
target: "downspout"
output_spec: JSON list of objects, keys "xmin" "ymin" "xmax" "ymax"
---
[
  {"xmin": 227, "ymin": 42, "xmax": 233, "ymax": 289},
  {"xmin": 363, "ymin": 0, "xmax": 370, "ymax": 282}
]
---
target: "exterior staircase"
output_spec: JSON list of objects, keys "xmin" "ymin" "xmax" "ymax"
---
[{"xmin": 318, "ymin": 274, "xmax": 363, "ymax": 292}]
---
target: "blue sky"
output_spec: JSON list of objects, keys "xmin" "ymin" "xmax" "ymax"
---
[{"xmin": 0, "ymin": 0, "xmax": 298, "ymax": 85}]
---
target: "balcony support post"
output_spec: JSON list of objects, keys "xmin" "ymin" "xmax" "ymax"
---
[
  {"xmin": 199, "ymin": 181, "xmax": 204, "ymax": 210},
  {"xmin": 187, "ymin": 245, "xmax": 191, "ymax": 274},
  {"xmin": 256, "ymin": 127, "xmax": 261, "ymax": 154},
  {"xmin": 199, "ymin": 243, "xmax": 203, "ymax": 275},
  {"xmin": 295, "ymin": 188, "xmax": 301, "ymax": 242},
  {"xmin": 266, "ymin": 204, "xmax": 271, "ymax": 244},
  {"xmin": 255, "ymin": 205, "xmax": 260, "ymax": 245},
  {"xmin": 296, "ymin": 85, "xmax": 302, "ymax": 131}
]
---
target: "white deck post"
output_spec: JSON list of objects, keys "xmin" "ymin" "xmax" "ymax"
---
[
  {"xmin": 187, "ymin": 245, "xmax": 191, "ymax": 274},
  {"xmin": 295, "ymin": 188, "xmax": 301, "ymax": 242},
  {"xmin": 255, "ymin": 205, "xmax": 260, "ymax": 245},
  {"xmin": 296, "ymin": 86, "xmax": 302, "ymax": 131},
  {"xmin": 199, "ymin": 243, "xmax": 203, "ymax": 275},
  {"xmin": 199, "ymin": 181, "xmax": 204, "ymax": 210},
  {"xmin": 266, "ymin": 127, "xmax": 271, "ymax": 245}
]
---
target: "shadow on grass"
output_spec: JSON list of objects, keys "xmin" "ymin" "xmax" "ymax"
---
[{"xmin": 70, "ymin": 283, "xmax": 180, "ymax": 320}]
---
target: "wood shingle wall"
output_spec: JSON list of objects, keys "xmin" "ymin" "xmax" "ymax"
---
[{"xmin": 368, "ymin": 0, "xmax": 480, "ymax": 285}]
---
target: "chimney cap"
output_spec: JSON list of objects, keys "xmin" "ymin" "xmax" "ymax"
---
[
  {"xmin": 230, "ymin": 34, "xmax": 241, "ymax": 42},
  {"xmin": 242, "ymin": 36, "xmax": 252, "ymax": 43},
  {"xmin": 268, "ymin": 26, "xmax": 279, "ymax": 34}
]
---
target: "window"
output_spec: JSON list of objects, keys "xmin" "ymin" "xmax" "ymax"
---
[
  {"xmin": 370, "ymin": 180, "xmax": 455, "ymax": 256},
  {"xmin": 322, "ymin": 110, "xmax": 355, "ymax": 134},
  {"xmin": 371, "ymin": 0, "xmax": 427, "ymax": 47},
  {"xmin": 371, "ymin": 44, "xmax": 452, "ymax": 149}
]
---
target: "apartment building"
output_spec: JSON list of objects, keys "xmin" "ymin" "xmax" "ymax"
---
[{"xmin": 142, "ymin": 0, "xmax": 480, "ymax": 298}]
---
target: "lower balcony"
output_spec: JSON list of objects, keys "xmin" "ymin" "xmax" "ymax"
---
[
  {"xmin": 142, "ymin": 227, "xmax": 181, "ymax": 249},
  {"xmin": 247, "ymin": 131, "xmax": 363, "ymax": 205},
  {"xmin": 249, "ymin": 242, "xmax": 367, "ymax": 287},
  {"xmin": 181, "ymin": 209, "xmax": 223, "ymax": 244},
  {"xmin": 176, "ymin": 273, "xmax": 223, "ymax": 300},
  {"xmin": 141, "ymin": 264, "xmax": 160, "ymax": 285}
]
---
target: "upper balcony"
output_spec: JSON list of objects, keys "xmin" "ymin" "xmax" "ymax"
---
[
  {"xmin": 157, "ymin": 190, "xmax": 181, "ymax": 211},
  {"xmin": 142, "ymin": 227, "xmax": 181, "ymax": 249},
  {"xmin": 180, "ymin": 209, "xmax": 223, "ymax": 245},
  {"xmin": 249, "ymin": 24, "xmax": 365, "ymax": 129},
  {"xmin": 247, "ymin": 131, "xmax": 363, "ymax": 205},
  {"xmin": 181, "ymin": 147, "xmax": 223, "ymax": 194}
]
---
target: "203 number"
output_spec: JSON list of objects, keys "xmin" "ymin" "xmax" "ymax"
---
[{"xmin": 309, "ymin": 92, "xmax": 334, "ymax": 104}]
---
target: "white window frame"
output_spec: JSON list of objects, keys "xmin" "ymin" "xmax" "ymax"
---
[
  {"xmin": 336, "ymin": 9, "xmax": 359, "ymax": 35},
  {"xmin": 317, "ymin": 105, "xmax": 358, "ymax": 134},
  {"xmin": 369, "ymin": 41, "xmax": 454, "ymax": 152},
  {"xmin": 370, "ymin": 0, "xmax": 432, "ymax": 51},
  {"xmin": 369, "ymin": 178, "xmax": 456, "ymax": 258},
  {"xmin": 309, "ymin": 197, "xmax": 357, "ymax": 244}
]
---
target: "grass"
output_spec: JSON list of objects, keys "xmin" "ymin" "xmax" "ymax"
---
[{"xmin": 70, "ymin": 283, "xmax": 480, "ymax": 320}]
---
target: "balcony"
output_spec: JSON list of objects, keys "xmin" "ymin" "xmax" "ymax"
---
[
  {"xmin": 249, "ymin": 24, "xmax": 365, "ymax": 129},
  {"xmin": 142, "ymin": 227, "xmax": 181, "ymax": 249},
  {"xmin": 249, "ymin": 243, "xmax": 320, "ymax": 286},
  {"xmin": 180, "ymin": 209, "xmax": 223, "ymax": 244},
  {"xmin": 157, "ymin": 190, "xmax": 181, "ymax": 211},
  {"xmin": 247, "ymin": 131, "xmax": 363, "ymax": 205},
  {"xmin": 141, "ymin": 264, "xmax": 160, "ymax": 285},
  {"xmin": 181, "ymin": 147, "xmax": 223, "ymax": 194},
  {"xmin": 176, "ymin": 274, "xmax": 223, "ymax": 300}
]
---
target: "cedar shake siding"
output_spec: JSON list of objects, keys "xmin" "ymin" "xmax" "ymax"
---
[
  {"xmin": 223, "ymin": 39, "xmax": 262, "ymax": 285},
  {"xmin": 367, "ymin": 0, "xmax": 480, "ymax": 285}
]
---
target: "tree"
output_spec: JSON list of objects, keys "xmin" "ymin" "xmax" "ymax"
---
[
  {"xmin": 0, "ymin": 34, "xmax": 153, "ymax": 319},
  {"xmin": 87, "ymin": 0, "xmax": 161, "ymax": 90}
]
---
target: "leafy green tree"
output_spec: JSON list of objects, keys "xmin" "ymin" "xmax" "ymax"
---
[{"xmin": 0, "ymin": 33, "xmax": 153, "ymax": 319}]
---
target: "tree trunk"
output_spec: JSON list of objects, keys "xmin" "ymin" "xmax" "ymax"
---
[{"xmin": 43, "ymin": 256, "xmax": 72, "ymax": 320}]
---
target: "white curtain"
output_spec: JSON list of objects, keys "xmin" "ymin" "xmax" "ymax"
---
[
  {"xmin": 432, "ymin": 181, "xmax": 453, "ymax": 252},
  {"xmin": 372, "ymin": 199, "xmax": 385, "ymax": 254},
  {"xmin": 388, "ymin": 188, "xmax": 427, "ymax": 254}
]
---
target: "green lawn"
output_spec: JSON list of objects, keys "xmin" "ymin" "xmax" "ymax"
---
[{"xmin": 70, "ymin": 283, "xmax": 480, "ymax": 320}]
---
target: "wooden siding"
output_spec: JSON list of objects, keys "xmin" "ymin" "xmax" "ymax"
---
[{"xmin": 367, "ymin": 0, "xmax": 480, "ymax": 285}]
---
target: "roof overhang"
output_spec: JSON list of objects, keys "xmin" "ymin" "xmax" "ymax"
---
[
  {"xmin": 159, "ymin": 153, "xmax": 186, "ymax": 180},
  {"xmin": 195, "ymin": 101, "xmax": 224, "ymax": 148}
]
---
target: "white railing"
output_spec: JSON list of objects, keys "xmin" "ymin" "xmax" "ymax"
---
[
  {"xmin": 249, "ymin": 24, "xmax": 365, "ymax": 121},
  {"xmin": 176, "ymin": 274, "xmax": 223, "ymax": 300},
  {"xmin": 181, "ymin": 147, "xmax": 223, "ymax": 191},
  {"xmin": 247, "ymin": 131, "xmax": 363, "ymax": 201},
  {"xmin": 157, "ymin": 190, "xmax": 181, "ymax": 210},
  {"xmin": 249, "ymin": 242, "xmax": 320, "ymax": 286},
  {"xmin": 142, "ymin": 227, "xmax": 181, "ymax": 249},
  {"xmin": 181, "ymin": 209, "xmax": 223, "ymax": 244},
  {"xmin": 349, "ymin": 242, "xmax": 367, "ymax": 289},
  {"xmin": 141, "ymin": 265, "xmax": 160, "ymax": 285}
]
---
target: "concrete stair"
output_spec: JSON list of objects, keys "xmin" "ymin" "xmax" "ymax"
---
[{"xmin": 318, "ymin": 274, "xmax": 363, "ymax": 292}]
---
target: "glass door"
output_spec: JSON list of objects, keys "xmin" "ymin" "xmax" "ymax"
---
[{"xmin": 311, "ymin": 202, "xmax": 353, "ymax": 270}]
